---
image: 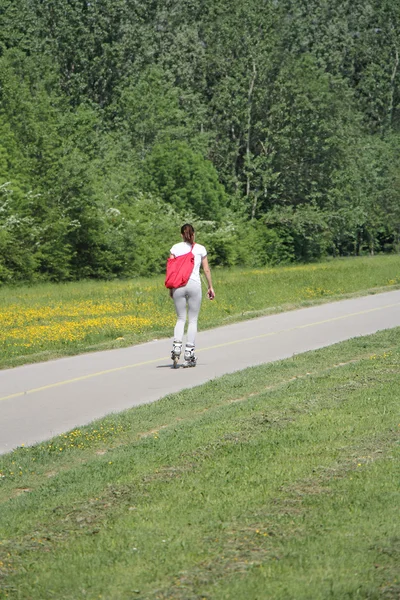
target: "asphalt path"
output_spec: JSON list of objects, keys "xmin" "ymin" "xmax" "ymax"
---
[{"xmin": 1, "ymin": 289, "xmax": 400, "ymax": 454}]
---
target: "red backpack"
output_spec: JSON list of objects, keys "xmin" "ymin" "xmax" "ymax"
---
[{"xmin": 165, "ymin": 244, "xmax": 195, "ymax": 289}]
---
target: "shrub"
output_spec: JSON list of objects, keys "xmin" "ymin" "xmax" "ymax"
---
[{"xmin": 141, "ymin": 141, "xmax": 227, "ymax": 221}]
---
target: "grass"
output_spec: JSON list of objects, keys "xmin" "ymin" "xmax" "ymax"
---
[
  {"xmin": 0, "ymin": 327, "xmax": 399, "ymax": 599},
  {"xmin": 1, "ymin": 254, "xmax": 400, "ymax": 369}
]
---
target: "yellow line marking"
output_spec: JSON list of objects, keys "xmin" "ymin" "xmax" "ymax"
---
[
  {"xmin": 1, "ymin": 301, "xmax": 399, "ymax": 403},
  {"xmin": 0, "ymin": 357, "xmax": 164, "ymax": 403},
  {"xmin": 198, "ymin": 301, "xmax": 400, "ymax": 351}
]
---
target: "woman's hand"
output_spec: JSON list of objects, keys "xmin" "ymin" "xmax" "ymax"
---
[
  {"xmin": 207, "ymin": 287, "xmax": 215, "ymax": 300},
  {"xmin": 201, "ymin": 256, "xmax": 215, "ymax": 300},
  {"xmin": 169, "ymin": 289, "xmax": 174, "ymax": 299}
]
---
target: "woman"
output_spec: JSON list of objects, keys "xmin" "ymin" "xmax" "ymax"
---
[{"xmin": 169, "ymin": 223, "xmax": 215, "ymax": 367}]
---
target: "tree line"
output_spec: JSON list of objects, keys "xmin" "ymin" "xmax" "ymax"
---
[{"xmin": 0, "ymin": 0, "xmax": 399, "ymax": 282}]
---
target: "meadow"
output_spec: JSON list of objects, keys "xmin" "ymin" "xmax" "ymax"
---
[
  {"xmin": 0, "ymin": 328, "xmax": 399, "ymax": 599},
  {"xmin": 1, "ymin": 255, "xmax": 400, "ymax": 369}
]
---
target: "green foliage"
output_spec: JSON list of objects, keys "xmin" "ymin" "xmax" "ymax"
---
[
  {"xmin": 256, "ymin": 56, "xmax": 356, "ymax": 212},
  {"xmin": 0, "ymin": 0, "xmax": 400, "ymax": 280},
  {"xmin": 121, "ymin": 66, "xmax": 203, "ymax": 155},
  {"xmin": 100, "ymin": 192, "xmax": 184, "ymax": 277},
  {"xmin": 324, "ymin": 132, "xmax": 400, "ymax": 256},
  {"xmin": 199, "ymin": 219, "xmax": 294, "ymax": 267},
  {"xmin": 264, "ymin": 204, "xmax": 331, "ymax": 262},
  {"xmin": 142, "ymin": 140, "xmax": 227, "ymax": 220},
  {"xmin": 0, "ymin": 184, "xmax": 39, "ymax": 282}
]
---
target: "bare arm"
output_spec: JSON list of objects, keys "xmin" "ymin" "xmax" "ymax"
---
[
  {"xmin": 201, "ymin": 256, "xmax": 215, "ymax": 299},
  {"xmin": 168, "ymin": 254, "xmax": 175, "ymax": 297}
]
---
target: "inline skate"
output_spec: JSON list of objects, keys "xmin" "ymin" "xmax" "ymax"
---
[
  {"xmin": 182, "ymin": 345, "xmax": 197, "ymax": 368},
  {"xmin": 171, "ymin": 341, "xmax": 182, "ymax": 369}
]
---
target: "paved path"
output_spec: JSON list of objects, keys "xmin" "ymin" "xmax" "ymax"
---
[{"xmin": 1, "ymin": 290, "xmax": 400, "ymax": 454}]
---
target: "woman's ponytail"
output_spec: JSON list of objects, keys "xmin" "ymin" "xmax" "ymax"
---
[{"xmin": 181, "ymin": 223, "xmax": 195, "ymax": 245}]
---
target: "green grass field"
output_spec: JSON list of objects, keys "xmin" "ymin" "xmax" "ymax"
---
[
  {"xmin": 1, "ymin": 328, "xmax": 399, "ymax": 599},
  {"xmin": 1, "ymin": 254, "xmax": 400, "ymax": 369}
]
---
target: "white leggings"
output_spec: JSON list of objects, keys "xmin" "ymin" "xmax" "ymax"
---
[{"xmin": 172, "ymin": 280, "xmax": 202, "ymax": 347}]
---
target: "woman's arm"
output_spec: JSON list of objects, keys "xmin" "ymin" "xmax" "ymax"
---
[
  {"xmin": 201, "ymin": 256, "xmax": 215, "ymax": 299},
  {"xmin": 168, "ymin": 254, "xmax": 175, "ymax": 297}
]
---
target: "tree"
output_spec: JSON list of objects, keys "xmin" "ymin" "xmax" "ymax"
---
[
  {"xmin": 142, "ymin": 140, "xmax": 227, "ymax": 221},
  {"xmin": 256, "ymin": 55, "xmax": 358, "ymax": 214}
]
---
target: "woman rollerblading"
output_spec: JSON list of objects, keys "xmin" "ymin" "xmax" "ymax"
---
[{"xmin": 167, "ymin": 223, "xmax": 215, "ymax": 368}]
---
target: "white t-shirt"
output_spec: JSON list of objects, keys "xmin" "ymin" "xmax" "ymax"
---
[{"xmin": 170, "ymin": 242, "xmax": 207, "ymax": 285}]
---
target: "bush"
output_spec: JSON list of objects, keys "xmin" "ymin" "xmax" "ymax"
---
[
  {"xmin": 141, "ymin": 141, "xmax": 227, "ymax": 221},
  {"xmin": 198, "ymin": 219, "xmax": 294, "ymax": 268}
]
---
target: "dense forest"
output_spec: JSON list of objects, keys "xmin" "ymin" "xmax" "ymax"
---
[{"xmin": 0, "ymin": 0, "xmax": 399, "ymax": 282}]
